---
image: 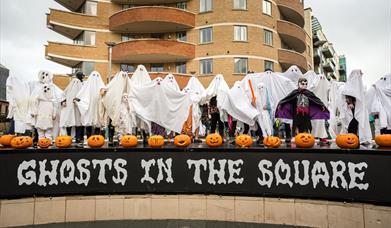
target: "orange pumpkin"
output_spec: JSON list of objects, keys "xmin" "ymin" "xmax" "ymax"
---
[
  {"xmin": 10, "ymin": 136, "xmax": 33, "ymax": 149},
  {"xmin": 206, "ymin": 133, "xmax": 223, "ymax": 147},
  {"xmin": 263, "ymin": 136, "xmax": 282, "ymax": 148},
  {"xmin": 235, "ymin": 134, "xmax": 253, "ymax": 148},
  {"xmin": 0, "ymin": 134, "xmax": 16, "ymax": 147},
  {"xmin": 148, "ymin": 135, "xmax": 165, "ymax": 148},
  {"xmin": 174, "ymin": 134, "xmax": 191, "ymax": 147},
  {"xmin": 120, "ymin": 135, "xmax": 138, "ymax": 148},
  {"xmin": 87, "ymin": 135, "xmax": 105, "ymax": 148},
  {"xmin": 336, "ymin": 134, "xmax": 359, "ymax": 149},
  {"xmin": 295, "ymin": 133, "xmax": 315, "ymax": 148},
  {"xmin": 375, "ymin": 134, "xmax": 391, "ymax": 147},
  {"xmin": 55, "ymin": 135, "xmax": 73, "ymax": 148},
  {"xmin": 38, "ymin": 138, "xmax": 52, "ymax": 148}
]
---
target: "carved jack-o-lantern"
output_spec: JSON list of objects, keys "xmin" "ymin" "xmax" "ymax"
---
[
  {"xmin": 375, "ymin": 134, "xmax": 391, "ymax": 147},
  {"xmin": 336, "ymin": 134, "xmax": 359, "ymax": 149},
  {"xmin": 206, "ymin": 133, "xmax": 223, "ymax": 147},
  {"xmin": 87, "ymin": 135, "xmax": 105, "ymax": 148},
  {"xmin": 235, "ymin": 134, "xmax": 253, "ymax": 148},
  {"xmin": 0, "ymin": 134, "xmax": 16, "ymax": 147},
  {"xmin": 55, "ymin": 135, "xmax": 72, "ymax": 148},
  {"xmin": 294, "ymin": 133, "xmax": 315, "ymax": 148},
  {"xmin": 10, "ymin": 136, "xmax": 33, "ymax": 149},
  {"xmin": 148, "ymin": 135, "xmax": 165, "ymax": 147},
  {"xmin": 263, "ymin": 136, "xmax": 282, "ymax": 148},
  {"xmin": 120, "ymin": 135, "xmax": 138, "ymax": 148},
  {"xmin": 174, "ymin": 134, "xmax": 191, "ymax": 147},
  {"xmin": 38, "ymin": 138, "xmax": 52, "ymax": 148}
]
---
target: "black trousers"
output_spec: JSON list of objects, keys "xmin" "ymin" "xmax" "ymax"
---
[
  {"xmin": 85, "ymin": 126, "xmax": 101, "ymax": 139},
  {"xmin": 243, "ymin": 123, "xmax": 264, "ymax": 140},
  {"xmin": 66, "ymin": 126, "xmax": 84, "ymax": 142},
  {"xmin": 380, "ymin": 128, "xmax": 391, "ymax": 134},
  {"xmin": 293, "ymin": 113, "xmax": 312, "ymax": 133},
  {"xmin": 210, "ymin": 113, "xmax": 224, "ymax": 136},
  {"xmin": 274, "ymin": 123, "xmax": 292, "ymax": 139}
]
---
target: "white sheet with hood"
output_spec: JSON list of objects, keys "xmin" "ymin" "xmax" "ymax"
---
[
  {"xmin": 366, "ymin": 75, "xmax": 391, "ymax": 130},
  {"xmin": 183, "ymin": 77, "xmax": 205, "ymax": 133},
  {"xmin": 201, "ymin": 74, "xmax": 230, "ymax": 122},
  {"xmin": 6, "ymin": 75, "xmax": 31, "ymax": 133},
  {"xmin": 304, "ymin": 71, "xmax": 330, "ymax": 138},
  {"xmin": 338, "ymin": 70, "xmax": 372, "ymax": 143},
  {"xmin": 129, "ymin": 77, "xmax": 192, "ymax": 134},
  {"xmin": 76, "ymin": 71, "xmax": 105, "ymax": 127},
  {"xmin": 279, "ymin": 65, "xmax": 303, "ymax": 84},
  {"xmin": 60, "ymin": 77, "xmax": 83, "ymax": 128},
  {"xmin": 101, "ymin": 71, "xmax": 131, "ymax": 127},
  {"xmin": 328, "ymin": 80, "xmax": 345, "ymax": 136},
  {"xmin": 255, "ymin": 82, "xmax": 273, "ymax": 136},
  {"xmin": 162, "ymin": 74, "xmax": 180, "ymax": 91}
]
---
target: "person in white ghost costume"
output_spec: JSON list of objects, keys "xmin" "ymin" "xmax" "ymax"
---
[
  {"xmin": 59, "ymin": 72, "xmax": 85, "ymax": 142},
  {"xmin": 6, "ymin": 74, "xmax": 31, "ymax": 134},
  {"xmin": 75, "ymin": 71, "xmax": 105, "ymax": 138},
  {"xmin": 255, "ymin": 82, "xmax": 273, "ymax": 137},
  {"xmin": 338, "ymin": 70, "xmax": 372, "ymax": 144},
  {"xmin": 162, "ymin": 74, "xmax": 180, "ymax": 91},
  {"xmin": 31, "ymin": 83, "xmax": 57, "ymax": 139},
  {"xmin": 115, "ymin": 93, "xmax": 136, "ymax": 138},
  {"xmin": 328, "ymin": 80, "xmax": 345, "ymax": 136},
  {"xmin": 304, "ymin": 71, "xmax": 331, "ymax": 143},
  {"xmin": 280, "ymin": 65, "xmax": 303, "ymax": 85}
]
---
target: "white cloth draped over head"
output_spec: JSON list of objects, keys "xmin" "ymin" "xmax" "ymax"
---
[
  {"xmin": 338, "ymin": 70, "xmax": 372, "ymax": 143},
  {"xmin": 304, "ymin": 71, "xmax": 330, "ymax": 138},
  {"xmin": 183, "ymin": 77, "xmax": 206, "ymax": 133},
  {"xmin": 101, "ymin": 71, "xmax": 131, "ymax": 127},
  {"xmin": 32, "ymin": 83, "xmax": 56, "ymax": 130},
  {"xmin": 328, "ymin": 80, "xmax": 345, "ymax": 136},
  {"xmin": 162, "ymin": 74, "xmax": 180, "ymax": 91},
  {"xmin": 60, "ymin": 78, "xmax": 83, "ymax": 128},
  {"xmin": 201, "ymin": 74, "xmax": 230, "ymax": 122},
  {"xmin": 6, "ymin": 75, "xmax": 31, "ymax": 133},
  {"xmin": 281, "ymin": 65, "xmax": 303, "ymax": 84},
  {"xmin": 255, "ymin": 82, "xmax": 273, "ymax": 136},
  {"xmin": 116, "ymin": 93, "xmax": 136, "ymax": 135},
  {"xmin": 366, "ymin": 74, "xmax": 391, "ymax": 130},
  {"xmin": 129, "ymin": 77, "xmax": 192, "ymax": 134},
  {"xmin": 76, "ymin": 71, "xmax": 105, "ymax": 127},
  {"xmin": 130, "ymin": 65, "xmax": 151, "ymax": 85}
]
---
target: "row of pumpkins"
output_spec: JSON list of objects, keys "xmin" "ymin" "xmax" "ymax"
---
[{"xmin": 0, "ymin": 133, "xmax": 390, "ymax": 149}]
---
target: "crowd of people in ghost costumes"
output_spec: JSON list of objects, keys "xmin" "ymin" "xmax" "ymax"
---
[{"xmin": 5, "ymin": 64, "xmax": 391, "ymax": 146}]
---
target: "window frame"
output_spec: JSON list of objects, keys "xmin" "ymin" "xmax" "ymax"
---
[
  {"xmin": 262, "ymin": 0, "xmax": 272, "ymax": 16},
  {"xmin": 233, "ymin": 0, "xmax": 247, "ymax": 10},
  {"xmin": 200, "ymin": 27, "xmax": 213, "ymax": 44},
  {"xmin": 200, "ymin": 59, "xmax": 213, "ymax": 75},
  {"xmin": 234, "ymin": 25, "xmax": 248, "ymax": 42},
  {"xmin": 263, "ymin": 29, "xmax": 273, "ymax": 46},
  {"xmin": 200, "ymin": 0, "xmax": 213, "ymax": 13},
  {"xmin": 234, "ymin": 58, "xmax": 248, "ymax": 74}
]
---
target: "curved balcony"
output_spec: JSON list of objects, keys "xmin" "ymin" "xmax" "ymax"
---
[
  {"xmin": 109, "ymin": 6, "xmax": 195, "ymax": 33},
  {"xmin": 111, "ymin": 0, "xmax": 188, "ymax": 3},
  {"xmin": 55, "ymin": 0, "xmax": 85, "ymax": 11},
  {"xmin": 277, "ymin": 20, "xmax": 306, "ymax": 53},
  {"xmin": 112, "ymin": 39, "xmax": 195, "ymax": 63},
  {"xmin": 278, "ymin": 49, "xmax": 308, "ymax": 72},
  {"xmin": 276, "ymin": 0, "xmax": 305, "ymax": 28},
  {"xmin": 47, "ymin": 9, "xmax": 107, "ymax": 39},
  {"xmin": 45, "ymin": 41, "xmax": 104, "ymax": 67}
]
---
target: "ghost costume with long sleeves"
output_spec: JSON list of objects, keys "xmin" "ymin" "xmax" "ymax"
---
[
  {"xmin": 201, "ymin": 74, "xmax": 230, "ymax": 122},
  {"xmin": 338, "ymin": 70, "xmax": 372, "ymax": 144},
  {"xmin": 366, "ymin": 75, "xmax": 391, "ymax": 131},
  {"xmin": 6, "ymin": 75, "xmax": 31, "ymax": 133},
  {"xmin": 31, "ymin": 83, "xmax": 56, "ymax": 139},
  {"xmin": 183, "ymin": 77, "xmax": 206, "ymax": 133},
  {"xmin": 255, "ymin": 82, "xmax": 273, "ymax": 137},
  {"xmin": 75, "ymin": 71, "xmax": 105, "ymax": 127},
  {"xmin": 59, "ymin": 78, "xmax": 83, "ymax": 128},
  {"xmin": 304, "ymin": 71, "xmax": 330, "ymax": 138}
]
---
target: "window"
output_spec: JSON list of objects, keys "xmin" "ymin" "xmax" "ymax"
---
[
  {"xmin": 264, "ymin": 60, "xmax": 274, "ymax": 71},
  {"xmin": 200, "ymin": 0, "xmax": 212, "ymax": 13},
  {"xmin": 73, "ymin": 31, "xmax": 96, "ymax": 45},
  {"xmin": 120, "ymin": 64, "xmax": 135, "ymax": 72},
  {"xmin": 176, "ymin": 63, "xmax": 186, "ymax": 74},
  {"xmin": 200, "ymin": 27, "xmax": 213, "ymax": 43},
  {"xmin": 83, "ymin": 1, "xmax": 97, "ymax": 16},
  {"xmin": 151, "ymin": 33, "xmax": 164, "ymax": 39},
  {"xmin": 176, "ymin": 2, "xmax": 187, "ymax": 10},
  {"xmin": 234, "ymin": 58, "xmax": 248, "ymax": 74},
  {"xmin": 151, "ymin": 64, "xmax": 164, "ymax": 72},
  {"xmin": 263, "ymin": 0, "xmax": 272, "ymax": 16},
  {"xmin": 121, "ymin": 34, "xmax": 135, "ymax": 41},
  {"xmin": 234, "ymin": 26, "xmax": 247, "ymax": 41},
  {"xmin": 233, "ymin": 0, "xmax": 247, "ymax": 10},
  {"xmin": 200, "ymin": 59, "xmax": 213, "ymax": 75},
  {"xmin": 122, "ymin": 4, "xmax": 135, "ymax": 10},
  {"xmin": 264, "ymin": 29, "xmax": 273, "ymax": 46},
  {"xmin": 176, "ymin": 32, "xmax": 187, "ymax": 41}
]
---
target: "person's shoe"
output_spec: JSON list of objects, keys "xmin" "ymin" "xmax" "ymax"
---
[
  {"xmin": 257, "ymin": 138, "xmax": 264, "ymax": 146},
  {"xmin": 285, "ymin": 138, "xmax": 291, "ymax": 144},
  {"xmin": 108, "ymin": 141, "xmax": 114, "ymax": 147},
  {"xmin": 320, "ymin": 138, "xmax": 330, "ymax": 145},
  {"xmin": 193, "ymin": 138, "xmax": 202, "ymax": 143},
  {"xmin": 229, "ymin": 140, "xmax": 235, "ymax": 145}
]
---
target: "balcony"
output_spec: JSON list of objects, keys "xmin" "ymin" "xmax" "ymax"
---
[
  {"xmin": 55, "ymin": 0, "xmax": 85, "ymax": 11},
  {"xmin": 322, "ymin": 60, "xmax": 335, "ymax": 73},
  {"xmin": 112, "ymin": 39, "xmax": 195, "ymax": 63},
  {"xmin": 109, "ymin": 6, "xmax": 195, "ymax": 33},
  {"xmin": 322, "ymin": 45, "xmax": 334, "ymax": 58},
  {"xmin": 45, "ymin": 41, "xmax": 104, "ymax": 67},
  {"xmin": 277, "ymin": 20, "xmax": 306, "ymax": 53},
  {"xmin": 111, "ymin": 0, "xmax": 188, "ymax": 4},
  {"xmin": 278, "ymin": 49, "xmax": 308, "ymax": 72},
  {"xmin": 276, "ymin": 0, "xmax": 305, "ymax": 28},
  {"xmin": 47, "ymin": 9, "xmax": 107, "ymax": 39}
]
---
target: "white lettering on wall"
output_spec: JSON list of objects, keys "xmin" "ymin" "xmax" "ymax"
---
[
  {"xmin": 208, "ymin": 159, "xmax": 227, "ymax": 185},
  {"xmin": 157, "ymin": 158, "xmax": 173, "ymax": 183},
  {"xmin": 257, "ymin": 159, "xmax": 273, "ymax": 188},
  {"xmin": 38, "ymin": 159, "xmax": 59, "ymax": 187},
  {"xmin": 112, "ymin": 159, "xmax": 127, "ymax": 186},
  {"xmin": 275, "ymin": 159, "xmax": 293, "ymax": 187},
  {"xmin": 75, "ymin": 159, "xmax": 91, "ymax": 186},
  {"xmin": 330, "ymin": 161, "xmax": 348, "ymax": 189},
  {"xmin": 348, "ymin": 162, "xmax": 369, "ymax": 190},
  {"xmin": 17, "ymin": 160, "xmax": 37, "ymax": 186},
  {"xmin": 60, "ymin": 159, "xmax": 75, "ymax": 184},
  {"xmin": 187, "ymin": 159, "xmax": 207, "ymax": 184},
  {"xmin": 228, "ymin": 159, "xmax": 244, "ymax": 184},
  {"xmin": 293, "ymin": 160, "xmax": 310, "ymax": 186},
  {"xmin": 311, "ymin": 161, "xmax": 330, "ymax": 188}
]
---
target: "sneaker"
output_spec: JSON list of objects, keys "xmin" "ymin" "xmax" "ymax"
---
[
  {"xmin": 193, "ymin": 139, "xmax": 202, "ymax": 143},
  {"xmin": 257, "ymin": 138, "xmax": 264, "ymax": 145}
]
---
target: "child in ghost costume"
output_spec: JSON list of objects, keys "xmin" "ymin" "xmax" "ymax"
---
[
  {"xmin": 75, "ymin": 71, "xmax": 105, "ymax": 138},
  {"xmin": 338, "ymin": 70, "xmax": 372, "ymax": 144},
  {"xmin": 31, "ymin": 84, "xmax": 56, "ymax": 139},
  {"xmin": 255, "ymin": 82, "xmax": 273, "ymax": 138},
  {"xmin": 115, "ymin": 93, "xmax": 136, "ymax": 139}
]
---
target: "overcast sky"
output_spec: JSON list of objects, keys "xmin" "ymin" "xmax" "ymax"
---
[{"xmin": 1, "ymin": 0, "xmax": 390, "ymax": 86}]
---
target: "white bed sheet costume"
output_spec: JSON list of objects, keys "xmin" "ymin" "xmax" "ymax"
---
[
  {"xmin": 338, "ymin": 70, "xmax": 372, "ymax": 144},
  {"xmin": 183, "ymin": 76, "xmax": 206, "ymax": 133},
  {"xmin": 201, "ymin": 74, "xmax": 230, "ymax": 122},
  {"xmin": 59, "ymin": 77, "xmax": 83, "ymax": 132},
  {"xmin": 76, "ymin": 71, "xmax": 105, "ymax": 128}
]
